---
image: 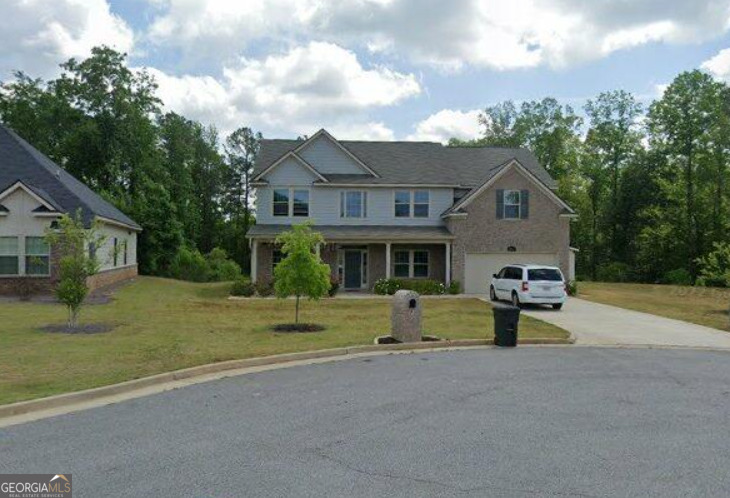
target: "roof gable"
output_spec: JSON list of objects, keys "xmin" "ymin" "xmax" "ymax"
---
[
  {"xmin": 0, "ymin": 125, "xmax": 141, "ymax": 230},
  {"xmin": 445, "ymin": 159, "xmax": 573, "ymax": 216},
  {"xmin": 261, "ymin": 153, "xmax": 326, "ymax": 183},
  {"xmin": 253, "ymin": 151, "xmax": 328, "ymax": 183},
  {"xmin": 295, "ymin": 130, "xmax": 379, "ymax": 177},
  {"xmin": 0, "ymin": 180, "xmax": 59, "ymax": 212}
]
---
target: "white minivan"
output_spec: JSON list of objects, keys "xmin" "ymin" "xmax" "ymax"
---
[{"xmin": 489, "ymin": 264, "xmax": 567, "ymax": 309}]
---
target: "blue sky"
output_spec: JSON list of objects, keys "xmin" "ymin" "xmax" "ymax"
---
[{"xmin": 3, "ymin": 1, "xmax": 730, "ymax": 142}]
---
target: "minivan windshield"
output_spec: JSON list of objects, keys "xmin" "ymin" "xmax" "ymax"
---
[{"xmin": 527, "ymin": 268, "xmax": 562, "ymax": 281}]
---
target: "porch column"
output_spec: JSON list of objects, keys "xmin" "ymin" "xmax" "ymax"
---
[
  {"xmin": 251, "ymin": 240, "xmax": 258, "ymax": 283},
  {"xmin": 385, "ymin": 242, "xmax": 391, "ymax": 278},
  {"xmin": 445, "ymin": 242, "xmax": 451, "ymax": 286}
]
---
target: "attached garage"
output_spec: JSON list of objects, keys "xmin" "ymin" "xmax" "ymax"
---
[{"xmin": 464, "ymin": 253, "xmax": 559, "ymax": 294}]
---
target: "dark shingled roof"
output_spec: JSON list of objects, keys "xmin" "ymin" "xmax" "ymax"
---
[
  {"xmin": 247, "ymin": 224, "xmax": 454, "ymax": 240},
  {"xmin": 254, "ymin": 138, "xmax": 557, "ymax": 189},
  {"xmin": 0, "ymin": 125, "xmax": 141, "ymax": 230}
]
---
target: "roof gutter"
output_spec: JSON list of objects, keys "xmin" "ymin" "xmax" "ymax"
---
[{"xmin": 95, "ymin": 216, "xmax": 143, "ymax": 232}]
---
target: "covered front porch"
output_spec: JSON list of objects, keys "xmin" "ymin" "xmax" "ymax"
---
[{"xmin": 247, "ymin": 225, "xmax": 455, "ymax": 291}]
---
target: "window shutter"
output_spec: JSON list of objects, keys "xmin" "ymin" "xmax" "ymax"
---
[
  {"xmin": 521, "ymin": 189, "xmax": 529, "ymax": 219},
  {"xmin": 496, "ymin": 189, "xmax": 504, "ymax": 219}
]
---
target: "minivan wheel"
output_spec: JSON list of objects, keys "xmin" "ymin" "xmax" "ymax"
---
[
  {"xmin": 489, "ymin": 286, "xmax": 497, "ymax": 301},
  {"xmin": 511, "ymin": 292, "xmax": 521, "ymax": 308},
  {"xmin": 552, "ymin": 303, "xmax": 563, "ymax": 310}
]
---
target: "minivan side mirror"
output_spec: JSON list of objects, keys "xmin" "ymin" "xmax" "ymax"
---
[{"xmin": 493, "ymin": 273, "xmax": 498, "ymax": 278}]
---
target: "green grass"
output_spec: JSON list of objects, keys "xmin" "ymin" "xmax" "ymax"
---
[
  {"xmin": 578, "ymin": 281, "xmax": 730, "ymax": 332},
  {"xmin": 0, "ymin": 277, "xmax": 567, "ymax": 405}
]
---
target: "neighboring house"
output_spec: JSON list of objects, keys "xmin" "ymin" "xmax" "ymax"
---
[
  {"xmin": 0, "ymin": 125, "xmax": 141, "ymax": 296},
  {"xmin": 247, "ymin": 129, "xmax": 576, "ymax": 294}
]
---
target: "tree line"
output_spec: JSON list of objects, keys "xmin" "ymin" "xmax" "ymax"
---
[
  {"xmin": 0, "ymin": 47, "xmax": 260, "ymax": 277},
  {"xmin": 452, "ymin": 71, "xmax": 730, "ymax": 285},
  {"xmin": 2, "ymin": 46, "xmax": 728, "ymax": 285}
]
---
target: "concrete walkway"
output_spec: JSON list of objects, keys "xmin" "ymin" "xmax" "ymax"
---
[{"xmin": 522, "ymin": 297, "xmax": 730, "ymax": 348}]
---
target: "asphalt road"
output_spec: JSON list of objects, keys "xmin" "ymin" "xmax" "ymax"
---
[{"xmin": 3, "ymin": 347, "xmax": 730, "ymax": 497}]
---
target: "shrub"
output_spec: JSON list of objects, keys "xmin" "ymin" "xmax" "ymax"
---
[
  {"xmin": 662, "ymin": 268, "xmax": 692, "ymax": 286},
  {"xmin": 207, "ymin": 248, "xmax": 241, "ymax": 282},
  {"xmin": 230, "ymin": 279, "xmax": 254, "ymax": 297},
  {"xmin": 374, "ymin": 278, "xmax": 401, "ymax": 295},
  {"xmin": 254, "ymin": 280, "xmax": 274, "ymax": 297},
  {"xmin": 566, "ymin": 280, "xmax": 578, "ymax": 296},
  {"xmin": 696, "ymin": 243, "xmax": 730, "ymax": 288},
  {"xmin": 447, "ymin": 281, "xmax": 461, "ymax": 295},
  {"xmin": 169, "ymin": 247, "xmax": 210, "ymax": 282},
  {"xmin": 400, "ymin": 279, "xmax": 446, "ymax": 295},
  {"xmin": 328, "ymin": 278, "xmax": 340, "ymax": 297},
  {"xmin": 169, "ymin": 247, "xmax": 242, "ymax": 282},
  {"xmin": 596, "ymin": 262, "xmax": 632, "ymax": 283},
  {"xmin": 374, "ymin": 278, "xmax": 446, "ymax": 295}
]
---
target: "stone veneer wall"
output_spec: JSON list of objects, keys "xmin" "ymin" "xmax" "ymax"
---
[{"xmin": 446, "ymin": 167, "xmax": 571, "ymax": 286}]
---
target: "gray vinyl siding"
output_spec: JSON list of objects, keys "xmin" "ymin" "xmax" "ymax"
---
[
  {"xmin": 263, "ymin": 157, "xmax": 319, "ymax": 184},
  {"xmin": 256, "ymin": 186, "xmax": 454, "ymax": 226},
  {"xmin": 298, "ymin": 136, "xmax": 367, "ymax": 175}
]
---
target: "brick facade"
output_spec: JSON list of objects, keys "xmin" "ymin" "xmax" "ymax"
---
[
  {"xmin": 86, "ymin": 265, "xmax": 138, "ymax": 292},
  {"xmin": 446, "ymin": 167, "xmax": 571, "ymax": 285},
  {"xmin": 0, "ymin": 257, "xmax": 138, "ymax": 297}
]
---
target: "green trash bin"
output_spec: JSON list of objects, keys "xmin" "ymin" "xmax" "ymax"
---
[{"xmin": 492, "ymin": 303, "xmax": 520, "ymax": 347}]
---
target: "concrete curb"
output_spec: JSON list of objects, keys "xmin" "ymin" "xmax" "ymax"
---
[{"xmin": 0, "ymin": 337, "xmax": 571, "ymax": 424}]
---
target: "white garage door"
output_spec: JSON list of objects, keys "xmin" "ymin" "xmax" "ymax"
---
[{"xmin": 464, "ymin": 253, "xmax": 559, "ymax": 294}]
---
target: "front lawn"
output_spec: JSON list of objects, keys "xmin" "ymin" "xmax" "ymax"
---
[
  {"xmin": 578, "ymin": 282, "xmax": 730, "ymax": 332},
  {"xmin": 0, "ymin": 277, "xmax": 567, "ymax": 405}
]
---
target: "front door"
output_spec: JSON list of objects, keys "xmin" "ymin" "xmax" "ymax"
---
[{"xmin": 344, "ymin": 251, "xmax": 363, "ymax": 289}]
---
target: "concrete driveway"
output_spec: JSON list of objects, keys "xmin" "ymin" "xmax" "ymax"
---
[
  {"xmin": 3, "ymin": 348, "xmax": 730, "ymax": 497},
  {"xmin": 522, "ymin": 298, "xmax": 730, "ymax": 348}
]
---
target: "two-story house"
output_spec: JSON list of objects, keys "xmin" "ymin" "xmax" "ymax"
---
[{"xmin": 247, "ymin": 129, "xmax": 576, "ymax": 294}]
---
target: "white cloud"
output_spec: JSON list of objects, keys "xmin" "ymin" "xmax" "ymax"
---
[
  {"xmin": 325, "ymin": 122, "xmax": 395, "ymax": 141},
  {"xmin": 407, "ymin": 109, "xmax": 482, "ymax": 143},
  {"xmin": 0, "ymin": 0, "xmax": 134, "ymax": 79},
  {"xmin": 145, "ymin": 0, "xmax": 730, "ymax": 71},
  {"xmin": 702, "ymin": 47, "xmax": 730, "ymax": 80},
  {"xmin": 146, "ymin": 42, "xmax": 417, "ymax": 137}
]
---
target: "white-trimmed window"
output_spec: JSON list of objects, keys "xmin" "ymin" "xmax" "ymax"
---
[
  {"xmin": 0, "ymin": 237, "xmax": 19, "ymax": 276},
  {"xmin": 292, "ymin": 190, "xmax": 309, "ymax": 217},
  {"xmin": 273, "ymin": 188, "xmax": 309, "ymax": 217},
  {"xmin": 25, "ymin": 237, "xmax": 50, "ymax": 276},
  {"xmin": 504, "ymin": 190, "xmax": 521, "ymax": 219},
  {"xmin": 340, "ymin": 191, "xmax": 367, "ymax": 218},
  {"xmin": 393, "ymin": 249, "xmax": 429, "ymax": 278},
  {"xmin": 394, "ymin": 190, "xmax": 429, "ymax": 218},
  {"xmin": 273, "ymin": 189, "xmax": 290, "ymax": 217}
]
